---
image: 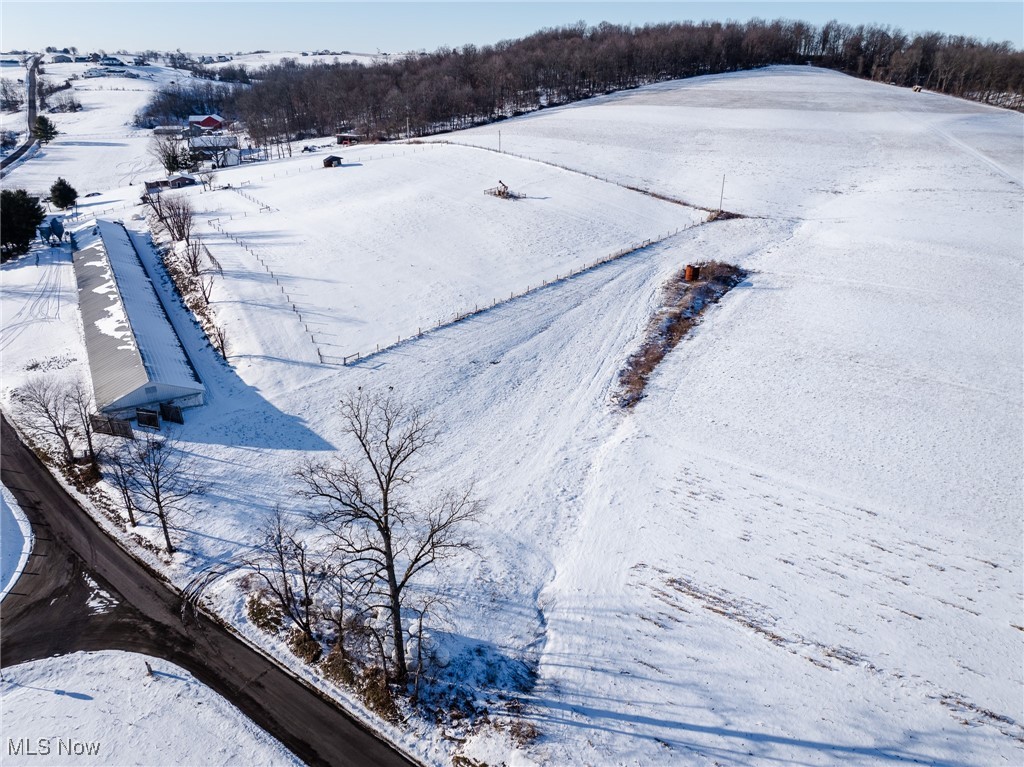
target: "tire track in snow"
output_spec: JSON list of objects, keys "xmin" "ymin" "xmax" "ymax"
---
[
  {"xmin": 0, "ymin": 252, "xmax": 66, "ymax": 353},
  {"xmin": 900, "ymin": 110, "xmax": 1023, "ymax": 187}
]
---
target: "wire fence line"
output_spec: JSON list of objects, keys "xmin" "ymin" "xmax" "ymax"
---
[
  {"xmin": 424, "ymin": 138, "xmax": 713, "ymax": 213},
  {"xmin": 197, "ymin": 139, "xmax": 709, "ymax": 368},
  {"xmin": 330, "ymin": 221, "xmax": 700, "ymax": 367},
  {"xmin": 205, "ymin": 217, "xmax": 324, "ymax": 363},
  {"xmin": 326, "ymin": 140, "xmax": 708, "ymax": 367},
  {"xmin": 65, "ymin": 199, "xmax": 138, "ymax": 222},
  {"xmin": 227, "ymin": 186, "xmax": 277, "ymax": 213}
]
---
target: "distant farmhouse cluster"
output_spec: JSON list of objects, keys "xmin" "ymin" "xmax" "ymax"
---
[
  {"xmin": 145, "ymin": 114, "xmax": 245, "ymax": 195},
  {"xmin": 194, "ymin": 54, "xmax": 233, "ymax": 64}
]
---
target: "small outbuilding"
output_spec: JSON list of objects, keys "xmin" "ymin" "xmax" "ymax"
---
[
  {"xmin": 153, "ymin": 125, "xmax": 185, "ymax": 137},
  {"xmin": 323, "ymin": 155, "xmax": 343, "ymax": 168},
  {"xmin": 167, "ymin": 173, "xmax": 198, "ymax": 189}
]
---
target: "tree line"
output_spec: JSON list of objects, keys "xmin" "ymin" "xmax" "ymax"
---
[{"xmin": 135, "ymin": 18, "xmax": 1022, "ymax": 144}]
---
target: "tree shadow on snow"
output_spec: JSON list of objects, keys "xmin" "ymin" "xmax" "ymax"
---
[{"xmin": 4, "ymin": 681, "xmax": 94, "ymax": 701}]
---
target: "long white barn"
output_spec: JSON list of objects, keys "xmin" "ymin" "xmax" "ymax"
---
[{"xmin": 72, "ymin": 219, "xmax": 203, "ymax": 414}]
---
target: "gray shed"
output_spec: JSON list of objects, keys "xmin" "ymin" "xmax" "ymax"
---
[{"xmin": 72, "ymin": 220, "xmax": 204, "ymax": 414}]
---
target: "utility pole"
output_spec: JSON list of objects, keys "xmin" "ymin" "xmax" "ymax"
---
[
  {"xmin": 498, "ymin": 129, "xmax": 502, "ymax": 153},
  {"xmin": 719, "ymin": 174, "xmax": 726, "ymax": 212}
]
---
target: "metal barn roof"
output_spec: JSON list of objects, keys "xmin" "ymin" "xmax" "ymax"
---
[{"xmin": 72, "ymin": 220, "xmax": 203, "ymax": 413}]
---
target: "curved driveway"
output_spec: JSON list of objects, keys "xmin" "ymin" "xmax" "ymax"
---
[{"xmin": 0, "ymin": 413, "xmax": 416, "ymax": 767}]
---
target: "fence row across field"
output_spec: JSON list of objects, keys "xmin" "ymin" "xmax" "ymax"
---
[
  {"xmin": 327, "ymin": 221, "xmax": 700, "ymax": 367},
  {"xmin": 205, "ymin": 217, "xmax": 326, "ymax": 364},
  {"xmin": 424, "ymin": 138, "xmax": 710, "ymax": 214}
]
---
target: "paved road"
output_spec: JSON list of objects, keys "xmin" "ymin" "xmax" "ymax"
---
[
  {"xmin": 0, "ymin": 413, "xmax": 417, "ymax": 767},
  {"xmin": 26, "ymin": 54, "xmax": 39, "ymax": 128},
  {"xmin": 0, "ymin": 54, "xmax": 42, "ymax": 174}
]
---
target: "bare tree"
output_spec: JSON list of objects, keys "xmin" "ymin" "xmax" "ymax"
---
[
  {"xmin": 296, "ymin": 390, "xmax": 481, "ymax": 684},
  {"xmin": 119, "ymin": 433, "xmax": 205, "ymax": 553},
  {"xmin": 0, "ymin": 78, "xmax": 24, "ymax": 111},
  {"xmin": 319, "ymin": 557, "xmax": 365, "ymax": 660},
  {"xmin": 13, "ymin": 376, "xmax": 77, "ymax": 467},
  {"xmin": 210, "ymin": 323, "xmax": 228, "ymax": 358},
  {"xmin": 105, "ymin": 448, "xmax": 139, "ymax": 527},
  {"xmin": 66, "ymin": 378, "xmax": 100, "ymax": 467},
  {"xmin": 149, "ymin": 134, "xmax": 190, "ymax": 174},
  {"xmin": 245, "ymin": 507, "xmax": 328, "ymax": 640},
  {"xmin": 183, "ymin": 238, "xmax": 222, "ymax": 296},
  {"xmin": 408, "ymin": 593, "xmax": 448, "ymax": 702},
  {"xmin": 198, "ymin": 273, "xmax": 215, "ymax": 305},
  {"xmin": 182, "ymin": 237, "xmax": 204, "ymax": 278},
  {"xmin": 197, "ymin": 168, "xmax": 217, "ymax": 191},
  {"xmin": 158, "ymin": 194, "xmax": 195, "ymax": 243}
]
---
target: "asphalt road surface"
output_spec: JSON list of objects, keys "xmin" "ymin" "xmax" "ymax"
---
[
  {"xmin": 0, "ymin": 55, "xmax": 42, "ymax": 174},
  {"xmin": 0, "ymin": 413, "xmax": 417, "ymax": 767}
]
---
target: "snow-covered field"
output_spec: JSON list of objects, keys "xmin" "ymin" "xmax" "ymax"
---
[
  {"xmin": 2, "ymin": 61, "xmax": 186, "ymax": 194},
  {"xmin": 1, "ymin": 65, "xmax": 1021, "ymax": 766},
  {"xmin": 184, "ymin": 141, "xmax": 702, "ymax": 380},
  {"xmin": 1, "ymin": 483, "xmax": 33, "ymax": 600},
  {"xmin": 0, "ymin": 650, "xmax": 303, "ymax": 766}
]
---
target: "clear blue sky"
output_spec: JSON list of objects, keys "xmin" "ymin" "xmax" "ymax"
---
[{"xmin": 2, "ymin": 2, "xmax": 1020, "ymax": 54}]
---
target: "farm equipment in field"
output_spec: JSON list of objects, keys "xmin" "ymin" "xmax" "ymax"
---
[{"xmin": 484, "ymin": 180, "xmax": 520, "ymax": 200}]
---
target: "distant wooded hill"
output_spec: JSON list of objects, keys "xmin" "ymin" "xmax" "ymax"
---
[{"xmin": 136, "ymin": 19, "xmax": 1024, "ymax": 147}]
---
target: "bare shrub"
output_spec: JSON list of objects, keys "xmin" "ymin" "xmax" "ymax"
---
[
  {"xmin": 508, "ymin": 719, "xmax": 541, "ymax": 747},
  {"xmin": 617, "ymin": 262, "xmax": 745, "ymax": 407},
  {"xmin": 320, "ymin": 642, "xmax": 357, "ymax": 687},
  {"xmin": 49, "ymin": 91, "xmax": 82, "ymax": 113},
  {"xmin": 244, "ymin": 507, "xmax": 327, "ymax": 641},
  {"xmin": 358, "ymin": 666, "xmax": 400, "ymax": 722},
  {"xmin": 288, "ymin": 628, "xmax": 324, "ymax": 664},
  {"xmin": 246, "ymin": 590, "xmax": 284, "ymax": 633},
  {"xmin": 182, "ymin": 237, "xmax": 204, "ymax": 278},
  {"xmin": 210, "ymin": 324, "xmax": 229, "ymax": 358},
  {"xmin": 699, "ymin": 259, "xmax": 743, "ymax": 285}
]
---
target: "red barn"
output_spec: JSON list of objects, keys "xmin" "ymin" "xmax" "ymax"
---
[{"xmin": 188, "ymin": 114, "xmax": 226, "ymax": 131}]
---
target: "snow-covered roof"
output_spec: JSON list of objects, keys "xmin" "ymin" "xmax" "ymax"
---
[
  {"xmin": 188, "ymin": 114, "xmax": 224, "ymax": 123},
  {"xmin": 72, "ymin": 220, "xmax": 203, "ymax": 412},
  {"xmin": 190, "ymin": 135, "xmax": 237, "ymax": 148}
]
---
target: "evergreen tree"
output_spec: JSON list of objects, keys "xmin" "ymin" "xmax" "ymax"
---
[
  {"xmin": 0, "ymin": 190, "xmax": 46, "ymax": 262},
  {"xmin": 32, "ymin": 115, "xmax": 59, "ymax": 143},
  {"xmin": 49, "ymin": 177, "xmax": 78, "ymax": 210}
]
